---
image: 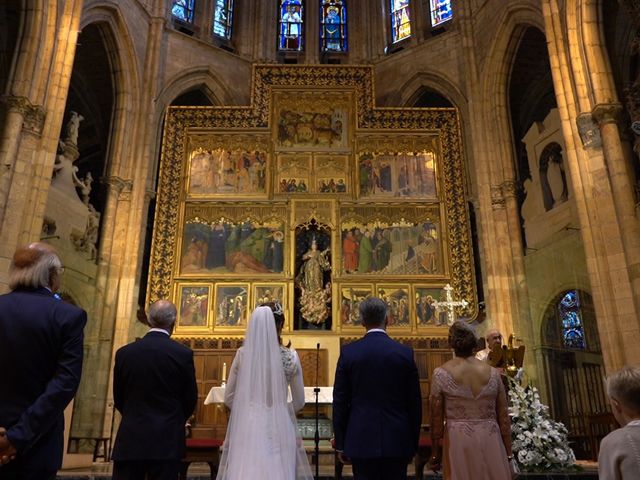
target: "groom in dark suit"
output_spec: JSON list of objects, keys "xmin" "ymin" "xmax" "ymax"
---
[
  {"xmin": 333, "ymin": 297, "xmax": 422, "ymax": 480},
  {"xmin": 111, "ymin": 300, "xmax": 198, "ymax": 480},
  {"xmin": 0, "ymin": 242, "xmax": 87, "ymax": 479}
]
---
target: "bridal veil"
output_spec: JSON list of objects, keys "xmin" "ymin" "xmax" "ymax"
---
[{"xmin": 216, "ymin": 306, "xmax": 313, "ymax": 480}]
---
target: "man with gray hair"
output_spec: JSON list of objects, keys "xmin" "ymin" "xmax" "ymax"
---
[
  {"xmin": 111, "ymin": 300, "xmax": 197, "ymax": 480},
  {"xmin": 0, "ymin": 242, "xmax": 87, "ymax": 479},
  {"xmin": 333, "ymin": 297, "xmax": 422, "ymax": 480},
  {"xmin": 475, "ymin": 329, "xmax": 502, "ymax": 362},
  {"xmin": 598, "ymin": 365, "xmax": 640, "ymax": 480}
]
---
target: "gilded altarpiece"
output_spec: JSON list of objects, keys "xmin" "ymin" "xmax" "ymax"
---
[{"xmin": 149, "ymin": 66, "xmax": 476, "ymax": 337}]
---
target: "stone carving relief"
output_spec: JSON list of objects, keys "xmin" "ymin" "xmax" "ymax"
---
[
  {"xmin": 46, "ymin": 110, "xmax": 101, "ymax": 262},
  {"xmin": 521, "ymin": 109, "xmax": 577, "ymax": 248},
  {"xmin": 539, "ymin": 142, "xmax": 568, "ymax": 211}
]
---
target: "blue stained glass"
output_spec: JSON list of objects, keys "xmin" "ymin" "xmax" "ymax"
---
[
  {"xmin": 430, "ymin": 0, "xmax": 452, "ymax": 27},
  {"xmin": 213, "ymin": 0, "xmax": 234, "ymax": 39},
  {"xmin": 321, "ymin": 1, "xmax": 347, "ymax": 52},
  {"xmin": 558, "ymin": 290, "xmax": 586, "ymax": 350},
  {"xmin": 172, "ymin": 0, "xmax": 195, "ymax": 23},
  {"xmin": 390, "ymin": 0, "xmax": 411, "ymax": 43},
  {"xmin": 279, "ymin": 1, "xmax": 304, "ymax": 51}
]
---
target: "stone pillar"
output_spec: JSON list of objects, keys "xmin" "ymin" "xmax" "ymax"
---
[{"xmin": 0, "ymin": 1, "xmax": 84, "ymax": 290}]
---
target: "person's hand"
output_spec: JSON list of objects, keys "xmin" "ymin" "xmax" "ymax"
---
[
  {"xmin": 0, "ymin": 428, "xmax": 17, "ymax": 466},
  {"xmin": 337, "ymin": 452, "xmax": 351, "ymax": 465},
  {"xmin": 428, "ymin": 453, "xmax": 442, "ymax": 472}
]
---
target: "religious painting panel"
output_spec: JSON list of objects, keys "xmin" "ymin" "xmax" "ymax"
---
[
  {"xmin": 275, "ymin": 154, "xmax": 311, "ymax": 194},
  {"xmin": 213, "ymin": 283, "xmax": 249, "ymax": 330},
  {"xmin": 175, "ymin": 283, "xmax": 212, "ymax": 333},
  {"xmin": 376, "ymin": 284, "xmax": 411, "ymax": 330},
  {"xmin": 179, "ymin": 204, "xmax": 288, "ymax": 277},
  {"xmin": 253, "ymin": 283, "xmax": 287, "ymax": 309},
  {"xmin": 339, "ymin": 205, "xmax": 444, "ymax": 277},
  {"xmin": 314, "ymin": 155, "xmax": 350, "ymax": 195},
  {"xmin": 338, "ymin": 284, "xmax": 373, "ymax": 330},
  {"xmin": 414, "ymin": 285, "xmax": 447, "ymax": 328},
  {"xmin": 187, "ymin": 147, "xmax": 268, "ymax": 198},
  {"xmin": 293, "ymin": 221, "xmax": 332, "ymax": 331},
  {"xmin": 357, "ymin": 152, "xmax": 437, "ymax": 200},
  {"xmin": 274, "ymin": 90, "xmax": 351, "ymax": 151}
]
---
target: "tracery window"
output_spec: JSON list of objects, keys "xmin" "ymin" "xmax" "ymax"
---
[
  {"xmin": 172, "ymin": 0, "xmax": 196, "ymax": 23},
  {"xmin": 430, "ymin": 0, "xmax": 452, "ymax": 27},
  {"xmin": 558, "ymin": 290, "xmax": 586, "ymax": 350},
  {"xmin": 279, "ymin": 0, "xmax": 304, "ymax": 51},
  {"xmin": 213, "ymin": 0, "xmax": 234, "ymax": 39},
  {"xmin": 320, "ymin": 1, "xmax": 347, "ymax": 52},
  {"xmin": 390, "ymin": 0, "xmax": 411, "ymax": 43}
]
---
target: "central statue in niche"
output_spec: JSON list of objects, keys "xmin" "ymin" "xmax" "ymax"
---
[{"xmin": 295, "ymin": 225, "xmax": 332, "ymax": 327}]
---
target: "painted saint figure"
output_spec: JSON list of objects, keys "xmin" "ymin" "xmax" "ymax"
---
[{"xmin": 342, "ymin": 231, "xmax": 359, "ymax": 273}]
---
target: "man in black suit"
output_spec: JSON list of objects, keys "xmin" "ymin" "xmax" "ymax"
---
[
  {"xmin": 0, "ymin": 242, "xmax": 87, "ymax": 479},
  {"xmin": 333, "ymin": 297, "xmax": 422, "ymax": 480},
  {"xmin": 112, "ymin": 300, "xmax": 198, "ymax": 480}
]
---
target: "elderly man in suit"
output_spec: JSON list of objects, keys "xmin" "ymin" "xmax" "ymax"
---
[
  {"xmin": 0, "ymin": 242, "xmax": 87, "ymax": 479},
  {"xmin": 332, "ymin": 297, "xmax": 422, "ymax": 480},
  {"xmin": 599, "ymin": 365, "xmax": 640, "ymax": 480},
  {"xmin": 111, "ymin": 300, "xmax": 198, "ymax": 480}
]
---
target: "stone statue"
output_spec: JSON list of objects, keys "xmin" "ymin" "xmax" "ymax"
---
[
  {"xmin": 71, "ymin": 204, "xmax": 100, "ymax": 261},
  {"xmin": 65, "ymin": 111, "xmax": 84, "ymax": 145},
  {"xmin": 85, "ymin": 204, "xmax": 100, "ymax": 260}
]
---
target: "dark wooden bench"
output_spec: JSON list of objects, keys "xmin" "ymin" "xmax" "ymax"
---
[
  {"xmin": 180, "ymin": 438, "xmax": 223, "ymax": 480},
  {"xmin": 68, "ymin": 436, "xmax": 111, "ymax": 462},
  {"xmin": 332, "ymin": 436, "xmax": 439, "ymax": 480},
  {"xmin": 414, "ymin": 436, "xmax": 442, "ymax": 480}
]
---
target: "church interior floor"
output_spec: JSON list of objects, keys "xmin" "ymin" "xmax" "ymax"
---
[{"xmin": 56, "ymin": 461, "xmax": 599, "ymax": 479}]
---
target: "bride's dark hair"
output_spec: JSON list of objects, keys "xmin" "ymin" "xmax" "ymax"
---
[{"xmin": 260, "ymin": 301, "xmax": 290, "ymax": 347}]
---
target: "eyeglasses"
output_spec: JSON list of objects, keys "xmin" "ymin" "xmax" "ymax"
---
[{"xmin": 57, "ymin": 266, "xmax": 65, "ymax": 274}]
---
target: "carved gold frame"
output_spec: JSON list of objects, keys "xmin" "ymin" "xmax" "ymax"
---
[
  {"xmin": 174, "ymin": 282, "xmax": 213, "ymax": 335},
  {"xmin": 375, "ymin": 284, "xmax": 413, "ymax": 333},
  {"xmin": 149, "ymin": 65, "xmax": 476, "ymax": 324},
  {"xmin": 335, "ymin": 283, "xmax": 374, "ymax": 333}
]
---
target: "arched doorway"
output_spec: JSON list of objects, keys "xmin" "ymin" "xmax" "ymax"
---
[{"xmin": 540, "ymin": 289, "xmax": 611, "ymax": 460}]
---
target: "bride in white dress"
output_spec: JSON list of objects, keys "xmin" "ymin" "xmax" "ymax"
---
[{"xmin": 216, "ymin": 303, "xmax": 313, "ymax": 480}]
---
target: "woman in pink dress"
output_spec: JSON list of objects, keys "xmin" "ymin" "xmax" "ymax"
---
[{"xmin": 429, "ymin": 321, "xmax": 514, "ymax": 480}]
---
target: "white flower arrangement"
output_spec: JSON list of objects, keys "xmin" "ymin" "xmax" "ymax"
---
[{"xmin": 508, "ymin": 379, "xmax": 577, "ymax": 472}]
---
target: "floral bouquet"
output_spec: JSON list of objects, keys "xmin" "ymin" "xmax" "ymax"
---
[{"xmin": 508, "ymin": 379, "xmax": 577, "ymax": 472}]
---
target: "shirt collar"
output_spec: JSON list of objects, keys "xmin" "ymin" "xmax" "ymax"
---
[
  {"xmin": 148, "ymin": 328, "xmax": 170, "ymax": 336},
  {"xmin": 365, "ymin": 328, "xmax": 387, "ymax": 335}
]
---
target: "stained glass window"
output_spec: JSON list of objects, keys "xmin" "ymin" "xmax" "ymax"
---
[
  {"xmin": 390, "ymin": 0, "xmax": 411, "ymax": 43},
  {"xmin": 558, "ymin": 290, "xmax": 586, "ymax": 349},
  {"xmin": 172, "ymin": 0, "xmax": 195, "ymax": 23},
  {"xmin": 279, "ymin": 1, "xmax": 304, "ymax": 51},
  {"xmin": 320, "ymin": 1, "xmax": 347, "ymax": 52},
  {"xmin": 213, "ymin": 0, "xmax": 234, "ymax": 39},
  {"xmin": 430, "ymin": 0, "xmax": 452, "ymax": 27}
]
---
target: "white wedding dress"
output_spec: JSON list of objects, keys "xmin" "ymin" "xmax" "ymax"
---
[{"xmin": 216, "ymin": 306, "xmax": 313, "ymax": 480}]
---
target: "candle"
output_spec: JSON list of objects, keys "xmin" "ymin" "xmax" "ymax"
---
[{"xmin": 222, "ymin": 362, "xmax": 227, "ymax": 384}]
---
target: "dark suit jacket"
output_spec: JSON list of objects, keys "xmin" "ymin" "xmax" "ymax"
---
[
  {"xmin": 0, "ymin": 287, "xmax": 86, "ymax": 470},
  {"xmin": 332, "ymin": 331, "xmax": 422, "ymax": 459},
  {"xmin": 112, "ymin": 331, "xmax": 198, "ymax": 461}
]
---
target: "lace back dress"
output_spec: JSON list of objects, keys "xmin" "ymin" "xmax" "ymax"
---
[{"xmin": 430, "ymin": 367, "xmax": 511, "ymax": 480}]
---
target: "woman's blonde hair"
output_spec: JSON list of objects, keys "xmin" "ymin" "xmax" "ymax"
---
[
  {"xmin": 606, "ymin": 365, "xmax": 640, "ymax": 413},
  {"xmin": 9, "ymin": 243, "xmax": 62, "ymax": 290}
]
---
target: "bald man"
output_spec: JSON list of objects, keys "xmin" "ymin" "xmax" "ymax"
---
[
  {"xmin": 475, "ymin": 329, "xmax": 503, "ymax": 362},
  {"xmin": 0, "ymin": 243, "xmax": 87, "ymax": 479}
]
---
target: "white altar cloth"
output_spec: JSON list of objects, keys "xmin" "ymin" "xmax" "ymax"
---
[{"xmin": 204, "ymin": 386, "xmax": 333, "ymax": 405}]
